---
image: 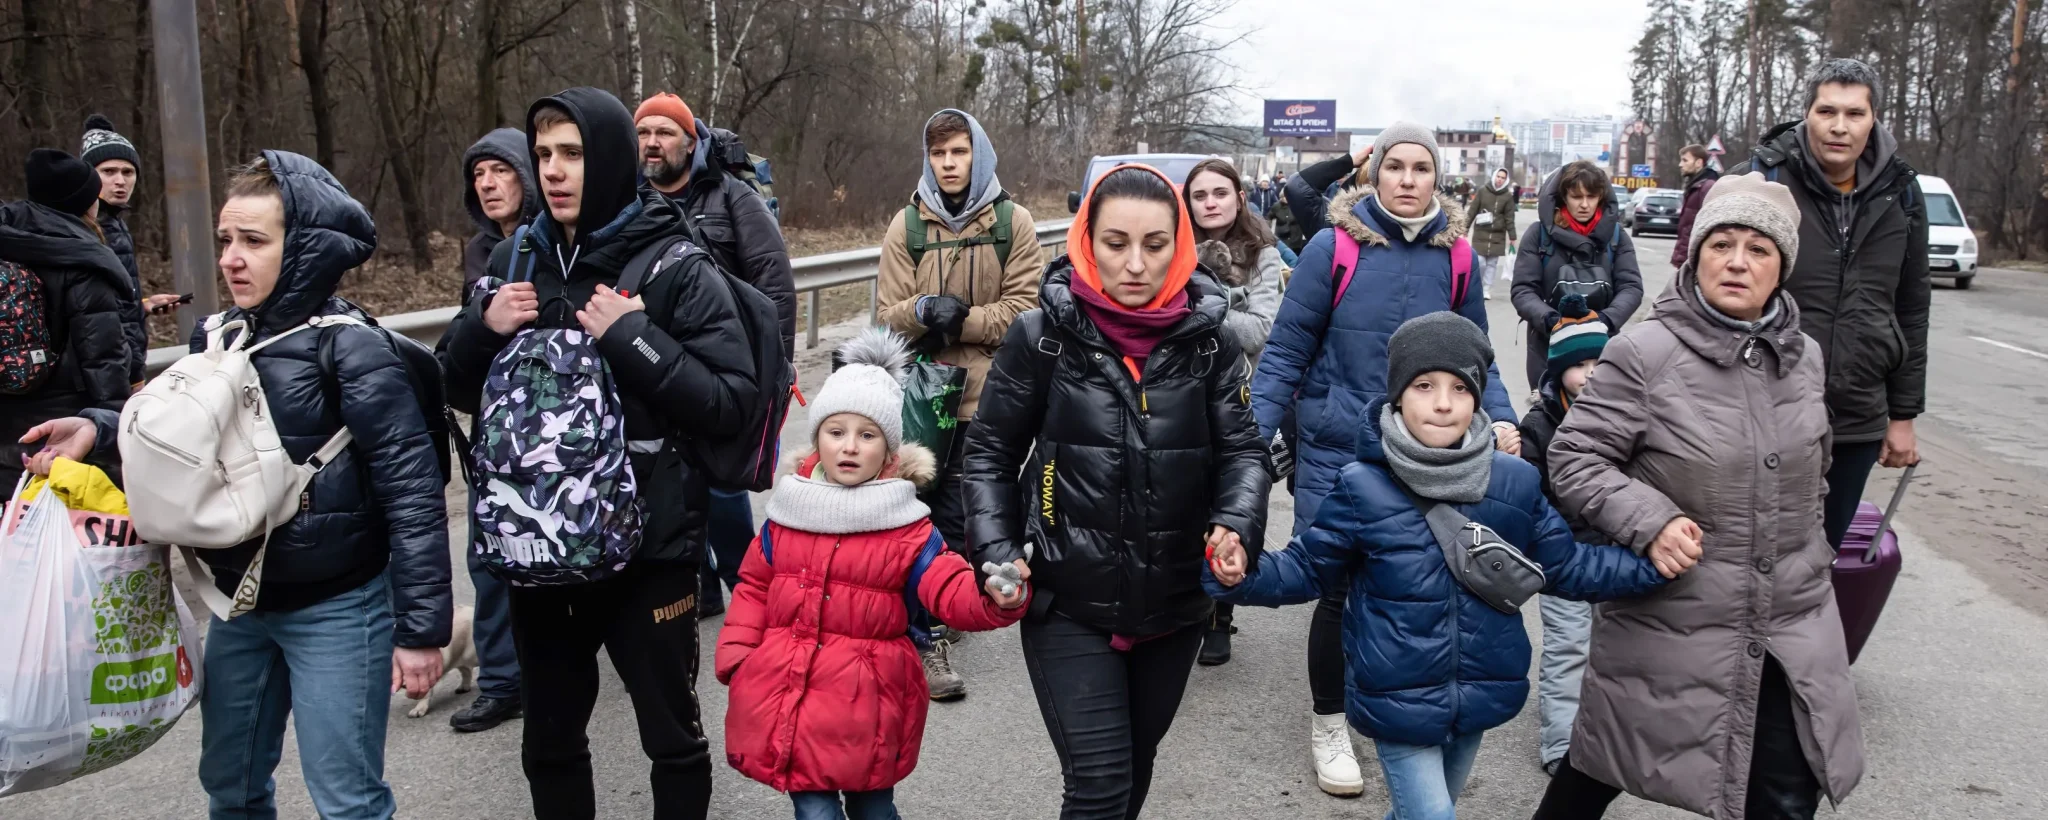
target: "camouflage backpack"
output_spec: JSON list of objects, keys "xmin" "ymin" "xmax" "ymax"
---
[{"xmin": 467, "ymin": 229, "xmax": 644, "ymax": 586}]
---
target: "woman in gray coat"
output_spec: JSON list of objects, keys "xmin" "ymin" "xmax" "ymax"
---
[{"xmin": 1531, "ymin": 173, "xmax": 1864, "ymax": 820}]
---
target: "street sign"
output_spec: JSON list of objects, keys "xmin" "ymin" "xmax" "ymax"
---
[
  {"xmin": 1706, "ymin": 134, "xmax": 1726, "ymax": 155},
  {"xmin": 1632, "ymin": 164, "xmax": 1653, "ymax": 178},
  {"xmin": 1263, "ymin": 100, "xmax": 1337, "ymax": 137}
]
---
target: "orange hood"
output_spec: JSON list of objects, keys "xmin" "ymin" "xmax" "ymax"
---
[{"xmin": 1065, "ymin": 163, "xmax": 1199, "ymax": 311}]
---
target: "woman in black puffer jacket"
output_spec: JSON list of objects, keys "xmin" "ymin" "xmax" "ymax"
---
[
  {"xmin": 27, "ymin": 150, "xmax": 451, "ymax": 818},
  {"xmin": 963, "ymin": 164, "xmax": 1269, "ymax": 820},
  {"xmin": 0, "ymin": 149, "xmax": 134, "ymax": 491}
]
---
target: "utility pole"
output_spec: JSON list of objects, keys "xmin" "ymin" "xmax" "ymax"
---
[
  {"xmin": 1743, "ymin": 0, "xmax": 1762, "ymax": 149},
  {"xmin": 151, "ymin": 0, "xmax": 217, "ymax": 342}
]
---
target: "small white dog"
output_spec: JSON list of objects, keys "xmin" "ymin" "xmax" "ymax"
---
[{"xmin": 407, "ymin": 604, "xmax": 479, "ymax": 718}]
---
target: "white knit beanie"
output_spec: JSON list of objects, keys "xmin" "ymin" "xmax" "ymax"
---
[
  {"xmin": 1686, "ymin": 172, "xmax": 1802, "ymax": 272},
  {"xmin": 809, "ymin": 328, "xmax": 911, "ymax": 450}
]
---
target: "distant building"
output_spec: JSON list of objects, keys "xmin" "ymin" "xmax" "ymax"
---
[{"xmin": 1434, "ymin": 117, "xmax": 1515, "ymax": 186}]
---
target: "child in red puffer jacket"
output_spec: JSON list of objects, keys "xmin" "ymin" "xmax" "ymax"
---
[{"xmin": 715, "ymin": 329, "xmax": 1029, "ymax": 819}]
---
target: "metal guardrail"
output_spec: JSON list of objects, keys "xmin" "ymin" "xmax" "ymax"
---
[{"xmin": 146, "ymin": 218, "xmax": 1074, "ymax": 373}]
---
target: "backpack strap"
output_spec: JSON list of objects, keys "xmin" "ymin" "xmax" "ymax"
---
[
  {"xmin": 1606, "ymin": 220, "xmax": 1622, "ymax": 269},
  {"xmin": 1329, "ymin": 229, "xmax": 1364, "ymax": 309},
  {"xmin": 991, "ymin": 198, "xmax": 1015, "ymax": 265},
  {"xmin": 903, "ymin": 529, "xmax": 945, "ymax": 650},
  {"xmin": 511, "ymin": 225, "xmax": 538, "ymax": 284},
  {"xmin": 757, "ymin": 522, "xmax": 775, "ymax": 565},
  {"xmin": 1449, "ymin": 237, "xmax": 1474, "ymax": 308},
  {"xmin": 903, "ymin": 204, "xmax": 929, "ymax": 268},
  {"xmin": 617, "ymin": 236, "xmax": 688, "ymax": 299}
]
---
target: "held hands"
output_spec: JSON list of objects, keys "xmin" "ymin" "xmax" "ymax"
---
[
  {"xmin": 981, "ymin": 559, "xmax": 1031, "ymax": 610},
  {"xmin": 1649, "ymin": 516, "xmax": 1705, "ymax": 579},
  {"xmin": 18, "ymin": 417, "xmax": 97, "ymax": 476},
  {"xmin": 1207, "ymin": 525, "xmax": 1247, "ymax": 587},
  {"xmin": 391, "ymin": 646, "xmax": 445, "ymax": 699},
  {"xmin": 1492, "ymin": 421, "xmax": 1523, "ymax": 456},
  {"xmin": 1880, "ymin": 419, "xmax": 1919, "ymax": 469},
  {"xmin": 576, "ymin": 284, "xmax": 645, "ymax": 340},
  {"xmin": 484, "ymin": 282, "xmax": 540, "ymax": 335}
]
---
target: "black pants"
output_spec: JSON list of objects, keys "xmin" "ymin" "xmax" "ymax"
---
[
  {"xmin": 699, "ymin": 487, "xmax": 753, "ymax": 606},
  {"xmin": 510, "ymin": 560, "xmax": 712, "ymax": 820},
  {"xmin": 1531, "ymin": 657, "xmax": 1822, "ymax": 820},
  {"xmin": 1308, "ymin": 589, "xmax": 1346, "ymax": 715},
  {"xmin": 924, "ymin": 431, "xmax": 970, "ymax": 557},
  {"xmin": 1822, "ymin": 439, "xmax": 1885, "ymax": 551},
  {"xmin": 1020, "ymin": 613, "xmax": 1205, "ymax": 820}
]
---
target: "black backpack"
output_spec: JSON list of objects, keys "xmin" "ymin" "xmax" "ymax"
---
[
  {"xmin": 317, "ymin": 316, "xmax": 455, "ymax": 485},
  {"xmin": 1538, "ymin": 219, "xmax": 1622, "ymax": 313},
  {"xmin": 621, "ymin": 232, "xmax": 795, "ymax": 493}
]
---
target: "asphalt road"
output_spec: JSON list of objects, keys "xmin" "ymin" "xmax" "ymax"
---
[{"xmin": 8, "ymin": 230, "xmax": 2048, "ymax": 819}]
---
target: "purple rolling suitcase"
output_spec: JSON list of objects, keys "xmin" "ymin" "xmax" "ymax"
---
[{"xmin": 1831, "ymin": 464, "xmax": 1913, "ymax": 664}]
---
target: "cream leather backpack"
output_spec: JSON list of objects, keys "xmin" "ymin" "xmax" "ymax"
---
[{"xmin": 119, "ymin": 314, "xmax": 360, "ymax": 618}]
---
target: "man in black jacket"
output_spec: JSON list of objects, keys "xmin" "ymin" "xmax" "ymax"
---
[
  {"xmin": 1670, "ymin": 144, "xmax": 1720, "ymax": 268},
  {"xmin": 441, "ymin": 88, "xmax": 759, "ymax": 820},
  {"xmin": 633, "ymin": 92, "xmax": 796, "ymax": 620},
  {"xmin": 81, "ymin": 114, "xmax": 177, "ymax": 385},
  {"xmin": 0, "ymin": 149, "xmax": 134, "ymax": 491},
  {"xmin": 1731, "ymin": 57, "xmax": 1929, "ymax": 550}
]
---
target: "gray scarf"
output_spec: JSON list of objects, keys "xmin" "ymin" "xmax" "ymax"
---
[
  {"xmin": 1693, "ymin": 282, "xmax": 1784, "ymax": 334},
  {"xmin": 1378, "ymin": 403, "xmax": 1495, "ymax": 504}
]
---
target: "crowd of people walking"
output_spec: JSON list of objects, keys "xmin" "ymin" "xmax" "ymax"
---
[{"xmin": 2, "ymin": 55, "xmax": 1929, "ymax": 820}]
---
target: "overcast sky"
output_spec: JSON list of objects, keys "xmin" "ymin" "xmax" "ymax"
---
[{"xmin": 1211, "ymin": 0, "xmax": 1648, "ymax": 128}]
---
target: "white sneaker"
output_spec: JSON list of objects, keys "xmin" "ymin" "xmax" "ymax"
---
[
  {"xmin": 1483, "ymin": 285, "xmax": 1493, "ymax": 301},
  {"xmin": 1310, "ymin": 712, "xmax": 1365, "ymax": 796}
]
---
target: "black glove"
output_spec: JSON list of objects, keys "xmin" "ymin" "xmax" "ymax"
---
[{"xmin": 918, "ymin": 295, "xmax": 971, "ymax": 338}]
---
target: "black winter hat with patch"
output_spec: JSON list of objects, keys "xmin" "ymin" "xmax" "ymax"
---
[{"xmin": 1386, "ymin": 311, "xmax": 1493, "ymax": 402}]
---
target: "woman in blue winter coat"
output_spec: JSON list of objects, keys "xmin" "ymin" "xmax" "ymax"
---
[
  {"xmin": 1212, "ymin": 312, "xmax": 1668, "ymax": 820},
  {"xmin": 1249, "ymin": 121, "xmax": 1522, "ymax": 795}
]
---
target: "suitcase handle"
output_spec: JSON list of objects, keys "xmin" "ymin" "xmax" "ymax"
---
[{"xmin": 1865, "ymin": 464, "xmax": 1916, "ymax": 566}]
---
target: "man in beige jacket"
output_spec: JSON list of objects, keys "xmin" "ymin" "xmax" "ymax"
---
[{"xmin": 876, "ymin": 108, "xmax": 1043, "ymax": 701}]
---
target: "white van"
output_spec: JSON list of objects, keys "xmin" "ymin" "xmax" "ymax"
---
[{"xmin": 1916, "ymin": 175, "xmax": 1978, "ymax": 288}]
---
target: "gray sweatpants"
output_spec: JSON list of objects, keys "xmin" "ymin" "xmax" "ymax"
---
[{"xmin": 1537, "ymin": 594, "xmax": 1593, "ymax": 766}]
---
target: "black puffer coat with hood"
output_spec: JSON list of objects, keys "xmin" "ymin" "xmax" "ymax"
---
[
  {"xmin": 440, "ymin": 87, "xmax": 762, "ymax": 566},
  {"xmin": 0, "ymin": 200, "xmax": 134, "ymax": 485},
  {"xmin": 180, "ymin": 150, "xmax": 450, "ymax": 646},
  {"xmin": 96, "ymin": 201, "xmax": 149, "ymax": 384},
  {"xmin": 670, "ymin": 120, "xmax": 796, "ymax": 358},
  {"xmin": 460, "ymin": 127, "xmax": 540, "ymax": 287},
  {"xmin": 1509, "ymin": 172, "xmax": 1644, "ymax": 385},
  {"xmin": 1730, "ymin": 120, "xmax": 1929, "ymax": 443},
  {"xmin": 963, "ymin": 262, "xmax": 1270, "ymax": 637}
]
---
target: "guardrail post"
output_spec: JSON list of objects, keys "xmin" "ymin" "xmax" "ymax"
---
[
  {"xmin": 806, "ymin": 290, "xmax": 821, "ymax": 349},
  {"xmin": 868, "ymin": 279, "xmax": 878, "ymax": 325}
]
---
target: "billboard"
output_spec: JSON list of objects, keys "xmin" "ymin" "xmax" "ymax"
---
[{"xmin": 1264, "ymin": 100, "xmax": 1337, "ymax": 137}]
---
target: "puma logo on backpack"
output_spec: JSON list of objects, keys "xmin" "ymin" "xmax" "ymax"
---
[{"xmin": 119, "ymin": 314, "xmax": 363, "ymax": 619}]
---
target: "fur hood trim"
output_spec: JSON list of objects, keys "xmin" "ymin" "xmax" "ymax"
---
[
  {"xmin": 784, "ymin": 441, "xmax": 939, "ymax": 490},
  {"xmin": 1326, "ymin": 186, "xmax": 1468, "ymax": 250}
]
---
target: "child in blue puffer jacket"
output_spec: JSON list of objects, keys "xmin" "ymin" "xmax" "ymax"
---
[{"xmin": 1206, "ymin": 311, "xmax": 1671, "ymax": 820}]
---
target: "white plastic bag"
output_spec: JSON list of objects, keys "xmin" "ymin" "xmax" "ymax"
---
[
  {"xmin": 0, "ymin": 474, "xmax": 104, "ymax": 795},
  {"xmin": 0, "ymin": 467, "xmax": 202, "ymax": 796}
]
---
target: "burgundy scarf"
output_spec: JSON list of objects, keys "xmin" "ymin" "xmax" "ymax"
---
[{"xmin": 1071, "ymin": 283, "xmax": 1192, "ymax": 382}]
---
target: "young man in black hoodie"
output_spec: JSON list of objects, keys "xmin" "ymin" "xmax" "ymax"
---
[
  {"xmin": 444, "ymin": 126, "xmax": 541, "ymax": 734},
  {"xmin": 439, "ymin": 88, "xmax": 760, "ymax": 820}
]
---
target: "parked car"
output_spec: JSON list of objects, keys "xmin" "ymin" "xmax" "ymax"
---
[
  {"xmin": 1620, "ymin": 187, "xmax": 1680, "ymax": 228},
  {"xmin": 1069, "ymin": 153, "xmax": 1215, "ymax": 213},
  {"xmin": 1628, "ymin": 191, "xmax": 1685, "ymax": 237},
  {"xmin": 1917, "ymin": 175, "xmax": 1978, "ymax": 288}
]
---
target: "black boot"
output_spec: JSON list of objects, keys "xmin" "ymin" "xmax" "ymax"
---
[
  {"xmin": 1198, "ymin": 603, "xmax": 1236, "ymax": 666},
  {"xmin": 698, "ymin": 563, "xmax": 726, "ymax": 618},
  {"xmin": 449, "ymin": 695, "xmax": 524, "ymax": 733}
]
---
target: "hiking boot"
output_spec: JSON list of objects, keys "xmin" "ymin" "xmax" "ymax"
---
[
  {"xmin": 1198, "ymin": 604, "xmax": 1236, "ymax": 666},
  {"xmin": 1310, "ymin": 712, "xmax": 1365, "ymax": 797},
  {"xmin": 922, "ymin": 639, "xmax": 967, "ymax": 702},
  {"xmin": 449, "ymin": 695, "xmax": 523, "ymax": 733}
]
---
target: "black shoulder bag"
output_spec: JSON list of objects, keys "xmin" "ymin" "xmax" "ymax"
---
[{"xmin": 1397, "ymin": 485, "xmax": 1547, "ymax": 614}]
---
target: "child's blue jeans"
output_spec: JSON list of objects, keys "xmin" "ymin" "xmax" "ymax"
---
[
  {"xmin": 791, "ymin": 788, "xmax": 899, "ymax": 820},
  {"xmin": 1373, "ymin": 731, "xmax": 1485, "ymax": 820}
]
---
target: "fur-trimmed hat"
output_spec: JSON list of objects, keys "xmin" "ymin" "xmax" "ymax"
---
[
  {"xmin": 80, "ymin": 114, "xmax": 140, "ymax": 170},
  {"xmin": 1685, "ymin": 172, "xmax": 1801, "ymax": 273},
  {"xmin": 810, "ymin": 328, "xmax": 911, "ymax": 450}
]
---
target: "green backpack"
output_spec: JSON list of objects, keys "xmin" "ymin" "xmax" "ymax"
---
[{"xmin": 903, "ymin": 198, "xmax": 1015, "ymax": 268}]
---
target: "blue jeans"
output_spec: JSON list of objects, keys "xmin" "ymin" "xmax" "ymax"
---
[
  {"xmin": 467, "ymin": 524, "xmax": 520, "ymax": 700},
  {"xmin": 1373, "ymin": 732, "xmax": 1484, "ymax": 820},
  {"xmin": 790, "ymin": 789, "xmax": 899, "ymax": 820},
  {"xmin": 1536, "ymin": 595, "xmax": 1592, "ymax": 767},
  {"xmin": 198, "ymin": 574, "xmax": 396, "ymax": 820}
]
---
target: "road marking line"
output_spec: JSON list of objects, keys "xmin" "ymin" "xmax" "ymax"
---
[{"xmin": 1970, "ymin": 336, "xmax": 2048, "ymax": 361}]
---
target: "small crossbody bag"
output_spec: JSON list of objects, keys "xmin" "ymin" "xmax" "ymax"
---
[{"xmin": 1397, "ymin": 485, "xmax": 1547, "ymax": 614}]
